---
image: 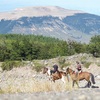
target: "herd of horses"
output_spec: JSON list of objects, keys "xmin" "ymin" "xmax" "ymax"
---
[{"xmin": 42, "ymin": 67, "xmax": 96, "ymax": 88}]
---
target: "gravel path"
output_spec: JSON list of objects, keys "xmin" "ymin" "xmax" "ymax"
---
[{"xmin": 0, "ymin": 88, "xmax": 100, "ymax": 100}]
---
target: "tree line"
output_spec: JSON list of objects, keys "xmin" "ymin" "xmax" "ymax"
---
[{"xmin": 0, "ymin": 34, "xmax": 100, "ymax": 61}]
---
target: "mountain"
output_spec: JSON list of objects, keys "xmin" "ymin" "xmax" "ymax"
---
[
  {"xmin": 0, "ymin": 6, "xmax": 100, "ymax": 43},
  {"xmin": 0, "ymin": 6, "xmax": 84, "ymax": 20}
]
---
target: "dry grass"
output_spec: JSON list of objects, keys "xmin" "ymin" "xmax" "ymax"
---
[{"xmin": 0, "ymin": 77, "xmax": 74, "ymax": 94}]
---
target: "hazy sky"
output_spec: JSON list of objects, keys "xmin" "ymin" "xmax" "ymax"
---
[{"xmin": 0, "ymin": 0, "xmax": 100, "ymax": 15}]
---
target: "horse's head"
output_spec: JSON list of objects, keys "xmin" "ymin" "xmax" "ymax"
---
[
  {"xmin": 42, "ymin": 67, "xmax": 48, "ymax": 74},
  {"xmin": 66, "ymin": 67, "xmax": 74, "ymax": 74},
  {"xmin": 66, "ymin": 67, "xmax": 72, "ymax": 74}
]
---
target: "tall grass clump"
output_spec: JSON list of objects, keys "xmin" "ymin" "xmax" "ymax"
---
[
  {"xmin": 32, "ymin": 61, "xmax": 44, "ymax": 72},
  {"xmin": 1, "ymin": 61, "xmax": 23, "ymax": 71},
  {"xmin": 83, "ymin": 62, "xmax": 91, "ymax": 68},
  {"xmin": 58, "ymin": 57, "xmax": 71, "ymax": 69}
]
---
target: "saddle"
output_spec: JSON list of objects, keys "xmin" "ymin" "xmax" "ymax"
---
[{"xmin": 75, "ymin": 71, "xmax": 82, "ymax": 78}]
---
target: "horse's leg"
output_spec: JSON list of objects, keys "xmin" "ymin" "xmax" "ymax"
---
[
  {"xmin": 84, "ymin": 82, "xmax": 88, "ymax": 88},
  {"xmin": 48, "ymin": 75, "xmax": 52, "ymax": 81},
  {"xmin": 52, "ymin": 80, "xmax": 55, "ymax": 83},
  {"xmin": 61, "ymin": 76, "xmax": 66, "ymax": 83},
  {"xmin": 75, "ymin": 81, "xmax": 79, "ymax": 88},
  {"xmin": 72, "ymin": 81, "xmax": 75, "ymax": 87},
  {"xmin": 87, "ymin": 81, "xmax": 91, "ymax": 88},
  {"xmin": 48, "ymin": 75, "xmax": 53, "ymax": 82},
  {"xmin": 88, "ymin": 81, "xmax": 91, "ymax": 88},
  {"xmin": 87, "ymin": 82, "xmax": 90, "ymax": 88},
  {"xmin": 49, "ymin": 77, "xmax": 51, "ymax": 81},
  {"xmin": 52, "ymin": 76, "xmax": 56, "ymax": 83},
  {"xmin": 90, "ymin": 73, "xmax": 95, "ymax": 84}
]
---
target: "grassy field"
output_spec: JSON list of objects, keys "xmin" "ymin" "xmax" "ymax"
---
[{"xmin": 0, "ymin": 77, "xmax": 74, "ymax": 94}]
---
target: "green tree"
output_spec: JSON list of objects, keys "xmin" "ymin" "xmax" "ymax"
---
[{"xmin": 88, "ymin": 35, "xmax": 100, "ymax": 57}]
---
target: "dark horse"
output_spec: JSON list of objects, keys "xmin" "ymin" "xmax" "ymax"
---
[
  {"xmin": 42, "ymin": 67, "xmax": 68, "ymax": 83},
  {"xmin": 66, "ymin": 67, "xmax": 95, "ymax": 88}
]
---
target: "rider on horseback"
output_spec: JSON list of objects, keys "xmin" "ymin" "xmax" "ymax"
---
[
  {"xmin": 76, "ymin": 61, "xmax": 82, "ymax": 72},
  {"xmin": 76, "ymin": 61, "xmax": 82, "ymax": 77},
  {"xmin": 50, "ymin": 64, "xmax": 59, "ymax": 75}
]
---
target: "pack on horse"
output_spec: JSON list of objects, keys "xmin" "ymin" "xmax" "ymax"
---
[
  {"xmin": 42, "ymin": 67, "xmax": 68, "ymax": 83},
  {"xmin": 66, "ymin": 67, "xmax": 95, "ymax": 88}
]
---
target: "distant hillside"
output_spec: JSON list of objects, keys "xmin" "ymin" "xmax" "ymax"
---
[{"xmin": 0, "ymin": 6, "xmax": 100, "ymax": 43}]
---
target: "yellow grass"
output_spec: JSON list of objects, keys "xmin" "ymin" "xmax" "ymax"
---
[{"xmin": 0, "ymin": 78, "xmax": 74, "ymax": 94}]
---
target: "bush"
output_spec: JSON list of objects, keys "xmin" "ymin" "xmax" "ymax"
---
[
  {"xmin": 60, "ymin": 62, "xmax": 71, "ymax": 69},
  {"xmin": 1, "ymin": 61, "xmax": 22, "ymax": 71},
  {"xmin": 58, "ymin": 57, "xmax": 66, "ymax": 65},
  {"xmin": 83, "ymin": 62, "xmax": 91, "ymax": 68},
  {"xmin": 32, "ymin": 61, "xmax": 44, "ymax": 72},
  {"xmin": 58, "ymin": 57, "xmax": 71, "ymax": 69}
]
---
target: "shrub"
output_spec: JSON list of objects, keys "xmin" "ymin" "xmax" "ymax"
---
[
  {"xmin": 32, "ymin": 61, "xmax": 43, "ymax": 72},
  {"xmin": 58, "ymin": 57, "xmax": 66, "ymax": 65},
  {"xmin": 83, "ymin": 62, "xmax": 91, "ymax": 68},
  {"xmin": 58, "ymin": 57, "xmax": 71, "ymax": 69},
  {"xmin": 1, "ymin": 61, "xmax": 22, "ymax": 71},
  {"xmin": 60, "ymin": 62, "xmax": 71, "ymax": 69},
  {"xmin": 96, "ymin": 62, "xmax": 100, "ymax": 67}
]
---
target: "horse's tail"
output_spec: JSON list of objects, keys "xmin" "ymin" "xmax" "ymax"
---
[{"xmin": 90, "ymin": 73, "xmax": 95, "ymax": 84}]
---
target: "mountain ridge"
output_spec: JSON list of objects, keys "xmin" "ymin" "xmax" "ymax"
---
[
  {"xmin": 0, "ymin": 6, "xmax": 100, "ymax": 43},
  {"xmin": 0, "ymin": 6, "xmax": 84, "ymax": 20}
]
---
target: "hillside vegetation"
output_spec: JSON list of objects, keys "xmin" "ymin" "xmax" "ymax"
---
[
  {"xmin": 0, "ymin": 34, "xmax": 100, "ymax": 62},
  {"xmin": 0, "ymin": 53, "xmax": 100, "ymax": 94}
]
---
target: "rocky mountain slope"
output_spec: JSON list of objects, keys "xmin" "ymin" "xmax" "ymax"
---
[{"xmin": 0, "ymin": 6, "xmax": 100, "ymax": 43}]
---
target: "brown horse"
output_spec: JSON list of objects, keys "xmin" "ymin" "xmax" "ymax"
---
[
  {"xmin": 42, "ymin": 67, "xmax": 68, "ymax": 83},
  {"xmin": 66, "ymin": 67, "xmax": 95, "ymax": 88}
]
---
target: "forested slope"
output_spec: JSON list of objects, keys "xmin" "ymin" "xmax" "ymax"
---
[{"xmin": 0, "ymin": 34, "xmax": 100, "ymax": 61}]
